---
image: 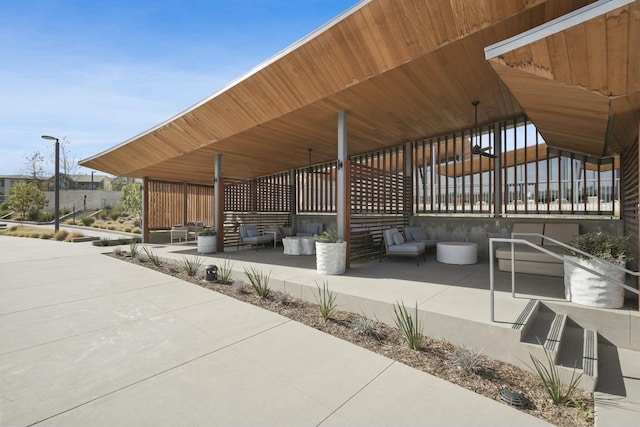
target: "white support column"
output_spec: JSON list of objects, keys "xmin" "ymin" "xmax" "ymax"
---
[
  {"xmin": 337, "ymin": 111, "xmax": 347, "ymax": 240},
  {"xmin": 214, "ymin": 154, "xmax": 222, "ymax": 232}
]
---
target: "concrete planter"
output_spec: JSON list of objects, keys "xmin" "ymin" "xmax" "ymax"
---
[
  {"xmin": 197, "ymin": 235, "xmax": 217, "ymax": 254},
  {"xmin": 316, "ymin": 241, "xmax": 346, "ymax": 275},
  {"xmin": 563, "ymin": 255, "xmax": 625, "ymax": 308}
]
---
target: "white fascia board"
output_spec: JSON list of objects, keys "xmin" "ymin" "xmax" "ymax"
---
[{"xmin": 485, "ymin": 0, "xmax": 635, "ymax": 60}]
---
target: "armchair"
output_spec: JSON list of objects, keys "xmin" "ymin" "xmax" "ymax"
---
[
  {"xmin": 238, "ymin": 225, "xmax": 274, "ymax": 250},
  {"xmin": 381, "ymin": 227, "xmax": 425, "ymax": 266}
]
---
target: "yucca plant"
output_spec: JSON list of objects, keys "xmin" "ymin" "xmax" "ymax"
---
[
  {"xmin": 142, "ymin": 247, "xmax": 162, "ymax": 267},
  {"xmin": 528, "ymin": 345, "xmax": 583, "ymax": 404},
  {"xmin": 314, "ymin": 281, "xmax": 337, "ymax": 321},
  {"xmin": 393, "ymin": 301, "xmax": 423, "ymax": 351},
  {"xmin": 244, "ymin": 266, "xmax": 271, "ymax": 299},
  {"xmin": 180, "ymin": 255, "xmax": 204, "ymax": 277},
  {"xmin": 129, "ymin": 240, "xmax": 140, "ymax": 259},
  {"xmin": 217, "ymin": 256, "xmax": 234, "ymax": 284}
]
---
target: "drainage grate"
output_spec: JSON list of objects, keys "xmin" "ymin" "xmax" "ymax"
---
[{"xmin": 499, "ymin": 389, "xmax": 528, "ymax": 408}]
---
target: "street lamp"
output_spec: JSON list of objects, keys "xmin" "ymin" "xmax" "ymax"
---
[{"xmin": 41, "ymin": 135, "xmax": 60, "ymax": 232}]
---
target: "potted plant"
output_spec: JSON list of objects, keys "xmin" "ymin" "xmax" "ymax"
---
[
  {"xmin": 197, "ymin": 227, "xmax": 217, "ymax": 254},
  {"xmin": 563, "ymin": 232, "xmax": 630, "ymax": 308},
  {"xmin": 314, "ymin": 230, "xmax": 347, "ymax": 275}
]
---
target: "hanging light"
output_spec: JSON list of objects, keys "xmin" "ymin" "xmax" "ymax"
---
[{"xmin": 470, "ymin": 101, "xmax": 496, "ymax": 159}]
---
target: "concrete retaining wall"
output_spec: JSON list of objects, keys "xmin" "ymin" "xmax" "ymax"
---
[{"xmin": 44, "ymin": 190, "xmax": 121, "ymax": 212}]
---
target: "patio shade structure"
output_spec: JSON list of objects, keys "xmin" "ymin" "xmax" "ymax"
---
[{"xmin": 79, "ymin": 0, "xmax": 640, "ymax": 185}]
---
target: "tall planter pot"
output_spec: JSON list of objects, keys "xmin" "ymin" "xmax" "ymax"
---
[
  {"xmin": 197, "ymin": 234, "xmax": 217, "ymax": 254},
  {"xmin": 563, "ymin": 255, "xmax": 625, "ymax": 308},
  {"xmin": 316, "ymin": 241, "xmax": 347, "ymax": 275}
]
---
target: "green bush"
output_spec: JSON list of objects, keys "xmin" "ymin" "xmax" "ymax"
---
[
  {"xmin": 314, "ymin": 281, "xmax": 337, "ymax": 321},
  {"xmin": 81, "ymin": 216, "xmax": 95, "ymax": 226}
]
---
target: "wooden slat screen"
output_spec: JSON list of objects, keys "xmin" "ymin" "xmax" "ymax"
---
[
  {"xmin": 225, "ymin": 172, "xmax": 291, "ymax": 212},
  {"xmin": 295, "ymin": 162, "xmax": 336, "ymax": 213},
  {"xmin": 622, "ymin": 138, "xmax": 639, "ymax": 272},
  {"xmin": 186, "ymin": 183, "xmax": 215, "ymax": 227},
  {"xmin": 223, "ymin": 212, "xmax": 292, "ymax": 248},
  {"xmin": 147, "ymin": 180, "xmax": 185, "ymax": 230},
  {"xmin": 349, "ymin": 149, "xmax": 410, "ymax": 262}
]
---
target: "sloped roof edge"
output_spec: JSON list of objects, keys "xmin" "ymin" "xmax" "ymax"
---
[{"xmin": 79, "ymin": 0, "xmax": 371, "ymax": 167}]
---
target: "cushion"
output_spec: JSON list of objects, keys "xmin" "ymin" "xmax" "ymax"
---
[
  {"xmin": 543, "ymin": 223, "xmax": 579, "ymax": 246},
  {"xmin": 410, "ymin": 227, "xmax": 427, "ymax": 241},
  {"xmin": 393, "ymin": 232, "xmax": 405, "ymax": 245},
  {"xmin": 495, "ymin": 245, "xmax": 563, "ymax": 264},
  {"xmin": 246, "ymin": 227, "xmax": 259, "ymax": 237},
  {"xmin": 511, "ymin": 223, "xmax": 544, "ymax": 245}
]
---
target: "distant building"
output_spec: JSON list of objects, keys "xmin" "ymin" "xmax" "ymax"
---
[
  {"xmin": 0, "ymin": 175, "xmax": 47, "ymax": 202},
  {"xmin": 44, "ymin": 174, "xmax": 113, "ymax": 191}
]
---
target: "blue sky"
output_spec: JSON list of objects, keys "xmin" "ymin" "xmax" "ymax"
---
[{"xmin": 0, "ymin": 0, "xmax": 360, "ymax": 176}]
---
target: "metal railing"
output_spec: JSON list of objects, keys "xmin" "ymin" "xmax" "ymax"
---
[{"xmin": 489, "ymin": 232, "xmax": 640, "ymax": 322}]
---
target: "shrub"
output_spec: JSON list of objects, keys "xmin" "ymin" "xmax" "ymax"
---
[
  {"xmin": 232, "ymin": 280, "xmax": 247, "ymax": 294},
  {"xmin": 314, "ymin": 281, "xmax": 337, "ymax": 321},
  {"xmin": 450, "ymin": 346, "xmax": 485, "ymax": 374},
  {"xmin": 529, "ymin": 345, "xmax": 582, "ymax": 404},
  {"xmin": 54, "ymin": 230, "xmax": 69, "ymax": 241},
  {"xmin": 565, "ymin": 232, "xmax": 630, "ymax": 264},
  {"xmin": 81, "ymin": 216, "xmax": 95, "ymax": 226},
  {"xmin": 393, "ymin": 301, "xmax": 423, "ymax": 351},
  {"xmin": 351, "ymin": 316, "xmax": 384, "ymax": 340},
  {"xmin": 132, "ymin": 227, "xmax": 141, "ymax": 234},
  {"xmin": 28, "ymin": 208, "xmax": 41, "ymax": 221},
  {"xmin": 313, "ymin": 229, "xmax": 340, "ymax": 243},
  {"xmin": 133, "ymin": 218, "xmax": 141, "ymax": 227},
  {"xmin": 109, "ymin": 211, "xmax": 120, "ymax": 221},
  {"xmin": 274, "ymin": 290, "xmax": 292, "ymax": 305},
  {"xmin": 64, "ymin": 232, "xmax": 83, "ymax": 242},
  {"xmin": 180, "ymin": 255, "xmax": 204, "ymax": 277},
  {"xmin": 244, "ymin": 266, "xmax": 271, "ymax": 299}
]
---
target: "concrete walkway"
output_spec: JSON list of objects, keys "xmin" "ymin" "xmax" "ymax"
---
[{"xmin": 0, "ymin": 234, "xmax": 553, "ymax": 426}]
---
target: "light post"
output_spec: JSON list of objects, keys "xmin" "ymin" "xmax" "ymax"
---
[{"xmin": 41, "ymin": 135, "xmax": 60, "ymax": 232}]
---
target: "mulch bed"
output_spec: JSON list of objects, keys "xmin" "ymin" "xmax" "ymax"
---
[{"xmin": 111, "ymin": 252, "xmax": 594, "ymax": 427}]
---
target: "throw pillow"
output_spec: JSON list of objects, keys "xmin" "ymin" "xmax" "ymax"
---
[
  {"xmin": 392, "ymin": 232, "xmax": 404, "ymax": 245},
  {"xmin": 246, "ymin": 227, "xmax": 259, "ymax": 237}
]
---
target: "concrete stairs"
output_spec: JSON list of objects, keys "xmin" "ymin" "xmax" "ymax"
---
[
  {"xmin": 511, "ymin": 300, "xmax": 640, "ymax": 426},
  {"xmin": 513, "ymin": 301, "xmax": 598, "ymax": 392}
]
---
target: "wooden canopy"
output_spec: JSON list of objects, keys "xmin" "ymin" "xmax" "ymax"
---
[{"xmin": 80, "ymin": 0, "xmax": 639, "ymax": 184}]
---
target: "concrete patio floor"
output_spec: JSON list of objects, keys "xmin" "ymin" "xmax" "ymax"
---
[{"xmin": 0, "ymin": 233, "xmax": 558, "ymax": 427}]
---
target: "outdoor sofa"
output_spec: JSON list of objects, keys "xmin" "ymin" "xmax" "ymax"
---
[
  {"xmin": 381, "ymin": 227, "xmax": 426, "ymax": 266},
  {"xmin": 495, "ymin": 223, "xmax": 579, "ymax": 277}
]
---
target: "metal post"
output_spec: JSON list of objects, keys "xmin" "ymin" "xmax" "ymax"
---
[{"xmin": 42, "ymin": 135, "xmax": 60, "ymax": 233}]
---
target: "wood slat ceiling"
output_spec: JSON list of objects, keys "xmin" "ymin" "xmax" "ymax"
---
[
  {"xmin": 80, "ymin": 0, "xmax": 600, "ymax": 184},
  {"xmin": 488, "ymin": 0, "xmax": 640, "ymax": 158}
]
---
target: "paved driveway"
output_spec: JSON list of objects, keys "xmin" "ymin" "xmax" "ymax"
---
[{"xmin": 0, "ymin": 236, "xmax": 551, "ymax": 426}]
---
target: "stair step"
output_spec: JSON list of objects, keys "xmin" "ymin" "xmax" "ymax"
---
[
  {"xmin": 512, "ymin": 299, "xmax": 539, "ymax": 340},
  {"xmin": 583, "ymin": 329, "xmax": 598, "ymax": 379},
  {"xmin": 544, "ymin": 313, "xmax": 566, "ymax": 359},
  {"xmin": 522, "ymin": 305, "xmax": 555, "ymax": 345}
]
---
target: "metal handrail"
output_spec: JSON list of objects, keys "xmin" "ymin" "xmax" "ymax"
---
[{"xmin": 489, "ymin": 232, "xmax": 640, "ymax": 322}]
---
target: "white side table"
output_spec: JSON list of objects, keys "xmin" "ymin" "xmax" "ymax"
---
[{"xmin": 436, "ymin": 241, "xmax": 477, "ymax": 264}]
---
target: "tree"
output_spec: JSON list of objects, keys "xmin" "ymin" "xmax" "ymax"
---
[
  {"xmin": 119, "ymin": 182, "xmax": 142, "ymax": 219},
  {"xmin": 59, "ymin": 137, "xmax": 79, "ymax": 178},
  {"xmin": 8, "ymin": 182, "xmax": 48, "ymax": 220},
  {"xmin": 23, "ymin": 151, "xmax": 45, "ymax": 183}
]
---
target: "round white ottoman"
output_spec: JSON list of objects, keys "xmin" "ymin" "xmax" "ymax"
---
[{"xmin": 436, "ymin": 241, "xmax": 477, "ymax": 264}]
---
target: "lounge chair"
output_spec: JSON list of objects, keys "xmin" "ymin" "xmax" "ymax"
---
[
  {"xmin": 238, "ymin": 225, "xmax": 273, "ymax": 250},
  {"xmin": 381, "ymin": 227, "xmax": 426, "ymax": 266}
]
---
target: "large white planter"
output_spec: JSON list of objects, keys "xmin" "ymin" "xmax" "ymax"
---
[
  {"xmin": 563, "ymin": 255, "xmax": 625, "ymax": 308},
  {"xmin": 316, "ymin": 241, "xmax": 347, "ymax": 275},
  {"xmin": 197, "ymin": 235, "xmax": 217, "ymax": 254}
]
